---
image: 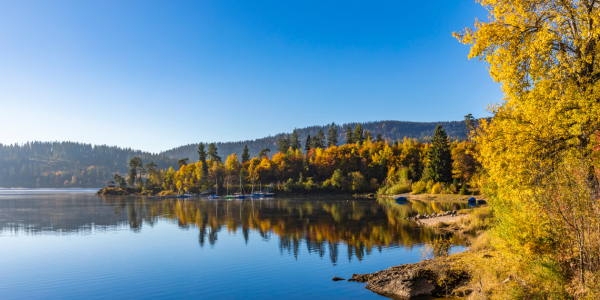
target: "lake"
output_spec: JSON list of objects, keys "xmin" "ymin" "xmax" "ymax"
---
[{"xmin": 0, "ymin": 189, "xmax": 470, "ymax": 300}]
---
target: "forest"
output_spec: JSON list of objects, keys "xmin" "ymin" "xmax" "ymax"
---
[
  {"xmin": 0, "ymin": 120, "xmax": 471, "ymax": 188},
  {"xmin": 0, "ymin": 141, "xmax": 178, "ymax": 188},
  {"xmin": 123, "ymin": 121, "xmax": 480, "ymax": 197},
  {"xmin": 162, "ymin": 120, "xmax": 470, "ymax": 161}
]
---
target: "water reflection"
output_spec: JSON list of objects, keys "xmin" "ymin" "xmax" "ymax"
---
[{"xmin": 0, "ymin": 193, "xmax": 470, "ymax": 264}]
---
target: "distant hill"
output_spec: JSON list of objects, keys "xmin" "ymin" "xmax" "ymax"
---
[
  {"xmin": 0, "ymin": 142, "xmax": 178, "ymax": 188},
  {"xmin": 162, "ymin": 120, "xmax": 469, "ymax": 161}
]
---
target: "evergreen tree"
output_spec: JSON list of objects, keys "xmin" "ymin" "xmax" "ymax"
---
[
  {"xmin": 305, "ymin": 134, "xmax": 312, "ymax": 151},
  {"xmin": 197, "ymin": 142, "xmax": 208, "ymax": 175},
  {"xmin": 464, "ymin": 113, "xmax": 475, "ymax": 137},
  {"xmin": 128, "ymin": 157, "xmax": 144, "ymax": 186},
  {"xmin": 422, "ymin": 125, "xmax": 453, "ymax": 183},
  {"xmin": 258, "ymin": 148, "xmax": 270, "ymax": 158},
  {"xmin": 353, "ymin": 124, "xmax": 364, "ymax": 145},
  {"xmin": 365, "ymin": 130, "xmax": 372, "ymax": 142},
  {"xmin": 178, "ymin": 158, "xmax": 189, "ymax": 168},
  {"xmin": 277, "ymin": 134, "xmax": 291, "ymax": 153},
  {"xmin": 314, "ymin": 129, "xmax": 326, "ymax": 149},
  {"xmin": 207, "ymin": 143, "xmax": 221, "ymax": 163},
  {"xmin": 291, "ymin": 129, "xmax": 301, "ymax": 150},
  {"xmin": 327, "ymin": 123, "xmax": 338, "ymax": 147},
  {"xmin": 197, "ymin": 143, "xmax": 207, "ymax": 162},
  {"xmin": 376, "ymin": 133, "xmax": 383, "ymax": 143},
  {"xmin": 346, "ymin": 125, "xmax": 354, "ymax": 144},
  {"xmin": 241, "ymin": 145, "xmax": 250, "ymax": 163}
]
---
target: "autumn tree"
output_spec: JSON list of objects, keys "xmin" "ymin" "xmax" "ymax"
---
[
  {"xmin": 455, "ymin": 0, "xmax": 600, "ymax": 294},
  {"xmin": 327, "ymin": 123, "xmax": 338, "ymax": 147}
]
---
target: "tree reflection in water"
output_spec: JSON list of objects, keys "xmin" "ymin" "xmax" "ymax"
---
[{"xmin": 101, "ymin": 197, "xmax": 470, "ymax": 264}]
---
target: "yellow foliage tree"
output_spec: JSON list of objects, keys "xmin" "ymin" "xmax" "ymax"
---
[{"xmin": 455, "ymin": 0, "xmax": 600, "ymax": 294}]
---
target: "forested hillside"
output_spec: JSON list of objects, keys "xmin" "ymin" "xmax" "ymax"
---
[
  {"xmin": 162, "ymin": 120, "xmax": 469, "ymax": 161},
  {"xmin": 0, "ymin": 142, "xmax": 178, "ymax": 188}
]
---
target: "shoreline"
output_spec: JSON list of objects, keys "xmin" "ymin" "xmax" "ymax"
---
[{"xmin": 345, "ymin": 207, "xmax": 490, "ymax": 299}]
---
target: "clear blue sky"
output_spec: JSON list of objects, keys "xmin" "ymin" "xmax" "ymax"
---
[{"xmin": 0, "ymin": 0, "xmax": 501, "ymax": 153}]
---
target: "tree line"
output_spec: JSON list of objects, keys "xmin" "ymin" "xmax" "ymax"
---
[{"xmin": 123, "ymin": 121, "xmax": 480, "ymax": 196}]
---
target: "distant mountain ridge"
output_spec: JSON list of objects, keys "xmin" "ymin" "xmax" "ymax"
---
[{"xmin": 161, "ymin": 120, "xmax": 469, "ymax": 161}]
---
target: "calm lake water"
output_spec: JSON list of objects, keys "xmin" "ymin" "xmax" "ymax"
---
[{"xmin": 0, "ymin": 189, "xmax": 470, "ymax": 300}]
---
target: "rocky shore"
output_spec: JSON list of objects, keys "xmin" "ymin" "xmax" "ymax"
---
[
  {"xmin": 403, "ymin": 210, "xmax": 466, "ymax": 227},
  {"xmin": 347, "ymin": 251, "xmax": 478, "ymax": 299}
]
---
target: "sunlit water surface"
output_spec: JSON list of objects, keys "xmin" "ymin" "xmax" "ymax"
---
[{"xmin": 0, "ymin": 189, "xmax": 469, "ymax": 299}]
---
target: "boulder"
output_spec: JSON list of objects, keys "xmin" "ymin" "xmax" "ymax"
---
[
  {"xmin": 366, "ymin": 272, "xmax": 435, "ymax": 299},
  {"xmin": 332, "ymin": 276, "xmax": 345, "ymax": 281}
]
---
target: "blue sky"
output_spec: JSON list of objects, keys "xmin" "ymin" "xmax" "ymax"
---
[{"xmin": 0, "ymin": 0, "xmax": 501, "ymax": 153}]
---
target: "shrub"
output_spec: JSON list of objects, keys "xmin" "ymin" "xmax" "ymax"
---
[
  {"xmin": 283, "ymin": 178, "xmax": 294, "ymax": 192},
  {"xmin": 450, "ymin": 183, "xmax": 458, "ymax": 194},
  {"xmin": 459, "ymin": 183, "xmax": 468, "ymax": 195},
  {"xmin": 386, "ymin": 180, "xmax": 412, "ymax": 195},
  {"xmin": 426, "ymin": 180, "xmax": 434, "ymax": 191},
  {"xmin": 411, "ymin": 181, "xmax": 427, "ymax": 194},
  {"xmin": 431, "ymin": 182, "xmax": 444, "ymax": 194}
]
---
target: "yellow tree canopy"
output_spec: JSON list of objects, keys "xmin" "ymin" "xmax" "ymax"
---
[{"xmin": 455, "ymin": 0, "xmax": 600, "ymax": 255}]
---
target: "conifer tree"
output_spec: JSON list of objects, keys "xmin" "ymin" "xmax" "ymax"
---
[
  {"xmin": 314, "ymin": 129, "xmax": 326, "ymax": 149},
  {"xmin": 291, "ymin": 129, "xmax": 301, "ymax": 151},
  {"xmin": 346, "ymin": 125, "xmax": 354, "ymax": 144},
  {"xmin": 305, "ymin": 134, "xmax": 312, "ymax": 151},
  {"xmin": 423, "ymin": 125, "xmax": 453, "ymax": 183},
  {"xmin": 197, "ymin": 143, "xmax": 208, "ymax": 175},
  {"xmin": 353, "ymin": 124, "xmax": 364, "ymax": 145},
  {"xmin": 376, "ymin": 133, "xmax": 383, "ymax": 143},
  {"xmin": 241, "ymin": 145, "xmax": 250, "ymax": 163},
  {"xmin": 277, "ymin": 134, "xmax": 291, "ymax": 153},
  {"xmin": 207, "ymin": 143, "xmax": 221, "ymax": 163},
  {"xmin": 327, "ymin": 123, "xmax": 338, "ymax": 147},
  {"xmin": 258, "ymin": 148, "xmax": 270, "ymax": 158}
]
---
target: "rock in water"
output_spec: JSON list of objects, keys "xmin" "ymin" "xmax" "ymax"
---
[
  {"xmin": 332, "ymin": 276, "xmax": 345, "ymax": 281},
  {"xmin": 366, "ymin": 270, "xmax": 434, "ymax": 299}
]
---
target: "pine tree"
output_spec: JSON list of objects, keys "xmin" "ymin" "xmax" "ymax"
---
[
  {"xmin": 197, "ymin": 143, "xmax": 208, "ymax": 175},
  {"xmin": 364, "ymin": 130, "xmax": 372, "ymax": 142},
  {"xmin": 305, "ymin": 134, "xmax": 312, "ymax": 151},
  {"xmin": 277, "ymin": 134, "xmax": 291, "ymax": 153},
  {"xmin": 376, "ymin": 133, "xmax": 383, "ymax": 143},
  {"xmin": 353, "ymin": 124, "xmax": 364, "ymax": 145},
  {"xmin": 327, "ymin": 123, "xmax": 338, "ymax": 147},
  {"xmin": 314, "ymin": 129, "xmax": 326, "ymax": 149},
  {"xmin": 423, "ymin": 125, "xmax": 453, "ymax": 183},
  {"xmin": 346, "ymin": 125, "xmax": 354, "ymax": 144},
  {"xmin": 207, "ymin": 143, "xmax": 221, "ymax": 163},
  {"xmin": 291, "ymin": 129, "xmax": 301, "ymax": 150},
  {"xmin": 241, "ymin": 145, "xmax": 250, "ymax": 163},
  {"xmin": 258, "ymin": 148, "xmax": 270, "ymax": 158}
]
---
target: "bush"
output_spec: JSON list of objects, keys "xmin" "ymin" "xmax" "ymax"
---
[
  {"xmin": 411, "ymin": 181, "xmax": 427, "ymax": 194},
  {"xmin": 283, "ymin": 178, "xmax": 294, "ymax": 192},
  {"xmin": 431, "ymin": 182, "xmax": 444, "ymax": 194},
  {"xmin": 386, "ymin": 180, "xmax": 412, "ymax": 195},
  {"xmin": 459, "ymin": 183, "xmax": 469, "ymax": 195},
  {"xmin": 450, "ymin": 183, "xmax": 458, "ymax": 194}
]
